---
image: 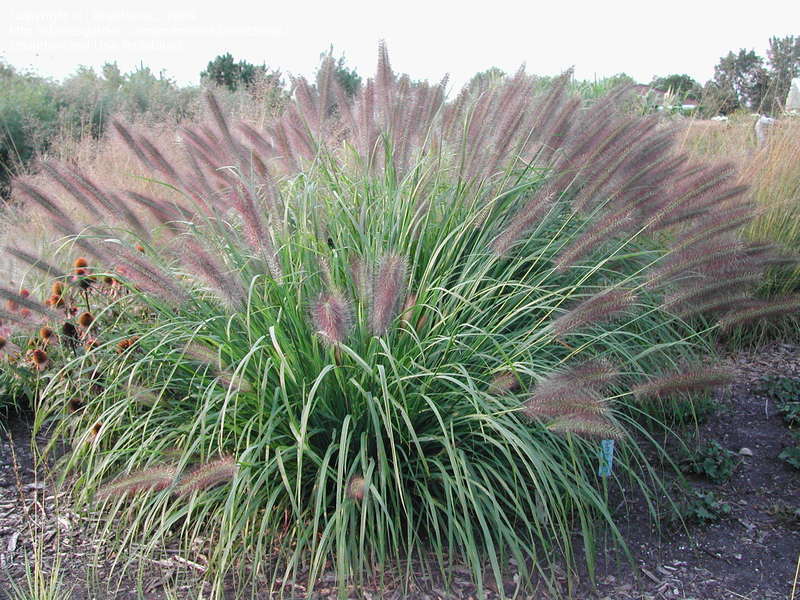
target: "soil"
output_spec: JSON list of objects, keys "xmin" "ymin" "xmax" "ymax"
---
[{"xmin": 0, "ymin": 343, "xmax": 798, "ymax": 599}]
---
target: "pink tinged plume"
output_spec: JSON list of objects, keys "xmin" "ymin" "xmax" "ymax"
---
[
  {"xmin": 311, "ymin": 291, "xmax": 352, "ymax": 346},
  {"xmin": 369, "ymin": 254, "xmax": 408, "ymax": 335},
  {"xmin": 176, "ymin": 456, "xmax": 238, "ymax": 496},
  {"xmin": 95, "ymin": 464, "xmax": 179, "ymax": 500},
  {"xmin": 550, "ymin": 288, "xmax": 636, "ymax": 337},
  {"xmin": 632, "ymin": 367, "xmax": 735, "ymax": 400}
]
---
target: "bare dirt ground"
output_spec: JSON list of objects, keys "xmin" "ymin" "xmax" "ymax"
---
[{"xmin": 1, "ymin": 343, "xmax": 798, "ymax": 599}]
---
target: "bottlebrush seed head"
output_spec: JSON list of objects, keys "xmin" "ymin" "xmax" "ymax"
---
[
  {"xmin": 176, "ymin": 456, "xmax": 238, "ymax": 496},
  {"xmin": 369, "ymin": 254, "xmax": 408, "ymax": 335},
  {"xmin": 311, "ymin": 291, "xmax": 352, "ymax": 345}
]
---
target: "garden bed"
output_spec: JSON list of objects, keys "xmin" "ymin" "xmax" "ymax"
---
[{"xmin": 1, "ymin": 342, "xmax": 798, "ymax": 599}]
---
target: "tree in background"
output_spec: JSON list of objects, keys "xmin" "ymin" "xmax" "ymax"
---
[
  {"xmin": 764, "ymin": 35, "xmax": 800, "ymax": 113},
  {"xmin": 650, "ymin": 74, "xmax": 702, "ymax": 100},
  {"xmin": 318, "ymin": 47, "xmax": 361, "ymax": 97},
  {"xmin": 201, "ymin": 53, "xmax": 279, "ymax": 92},
  {"xmin": 711, "ymin": 49, "xmax": 770, "ymax": 113}
]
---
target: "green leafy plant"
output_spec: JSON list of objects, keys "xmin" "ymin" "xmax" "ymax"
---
[
  {"xmin": 780, "ymin": 435, "xmax": 800, "ymax": 469},
  {"xmin": 680, "ymin": 489, "xmax": 732, "ymax": 523},
  {"xmin": 682, "ymin": 440, "xmax": 739, "ymax": 483},
  {"xmin": 757, "ymin": 376, "xmax": 800, "ymax": 426},
  {"xmin": 6, "ymin": 46, "xmax": 799, "ymax": 598}
]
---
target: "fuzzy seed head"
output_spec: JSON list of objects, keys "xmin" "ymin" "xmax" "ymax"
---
[
  {"xmin": 96, "ymin": 464, "xmax": 178, "ymax": 500},
  {"xmin": 176, "ymin": 456, "xmax": 238, "ymax": 496},
  {"xmin": 369, "ymin": 254, "xmax": 408, "ymax": 335},
  {"xmin": 78, "ymin": 312, "xmax": 94, "ymax": 328},
  {"xmin": 347, "ymin": 475, "xmax": 366, "ymax": 501},
  {"xmin": 311, "ymin": 291, "xmax": 352, "ymax": 345},
  {"xmin": 74, "ymin": 257, "xmax": 89, "ymax": 270}
]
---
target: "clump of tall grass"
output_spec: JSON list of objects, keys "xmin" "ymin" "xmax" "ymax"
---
[{"xmin": 5, "ymin": 47, "xmax": 799, "ymax": 597}]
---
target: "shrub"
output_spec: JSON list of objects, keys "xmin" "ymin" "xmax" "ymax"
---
[{"xmin": 5, "ymin": 46, "xmax": 799, "ymax": 596}]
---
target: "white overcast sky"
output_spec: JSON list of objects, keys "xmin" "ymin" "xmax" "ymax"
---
[{"xmin": 2, "ymin": 0, "xmax": 798, "ymax": 91}]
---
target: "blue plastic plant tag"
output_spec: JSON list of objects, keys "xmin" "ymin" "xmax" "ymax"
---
[{"xmin": 598, "ymin": 439, "xmax": 615, "ymax": 477}]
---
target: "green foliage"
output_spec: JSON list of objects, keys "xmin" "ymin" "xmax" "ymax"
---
[
  {"xmin": 765, "ymin": 35, "xmax": 800, "ymax": 113},
  {"xmin": 0, "ymin": 63, "xmax": 60, "ymax": 195},
  {"xmin": 0, "ymin": 60, "xmax": 198, "ymax": 199},
  {"xmin": 642, "ymin": 394, "xmax": 717, "ymax": 429},
  {"xmin": 779, "ymin": 443, "xmax": 800, "ymax": 469},
  {"xmin": 650, "ymin": 74, "xmax": 702, "ymax": 99},
  {"xmin": 201, "ymin": 53, "xmax": 278, "ymax": 92},
  {"xmin": 757, "ymin": 376, "xmax": 800, "ymax": 426},
  {"xmin": 780, "ymin": 402, "xmax": 800, "ymax": 428},
  {"xmin": 712, "ymin": 49, "xmax": 770, "ymax": 113},
  {"xmin": 682, "ymin": 440, "xmax": 738, "ymax": 483},
  {"xmin": 757, "ymin": 374, "xmax": 800, "ymax": 402},
  {"xmin": 679, "ymin": 489, "xmax": 732, "ymax": 523}
]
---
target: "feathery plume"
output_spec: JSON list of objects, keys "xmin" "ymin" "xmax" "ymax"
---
[
  {"xmin": 551, "ymin": 288, "xmax": 636, "ymax": 337},
  {"xmin": 96, "ymin": 465, "xmax": 178, "ymax": 500},
  {"xmin": 554, "ymin": 206, "xmax": 634, "ymax": 271},
  {"xmin": 176, "ymin": 456, "xmax": 238, "ymax": 496},
  {"xmin": 546, "ymin": 414, "xmax": 625, "ymax": 439},
  {"xmin": 4, "ymin": 246, "xmax": 66, "ymax": 279},
  {"xmin": 311, "ymin": 291, "xmax": 352, "ymax": 346},
  {"xmin": 369, "ymin": 254, "xmax": 408, "ymax": 335},
  {"xmin": 632, "ymin": 368, "xmax": 735, "ymax": 400},
  {"xmin": 718, "ymin": 296, "xmax": 800, "ymax": 332}
]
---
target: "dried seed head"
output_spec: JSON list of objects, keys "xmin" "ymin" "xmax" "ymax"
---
[
  {"xmin": 347, "ymin": 475, "xmax": 366, "ymax": 501},
  {"xmin": 68, "ymin": 398, "xmax": 84, "ymax": 412},
  {"xmin": 40, "ymin": 327, "xmax": 54, "ymax": 340},
  {"xmin": 5, "ymin": 299, "xmax": 18, "ymax": 312},
  {"xmin": 116, "ymin": 336, "xmax": 139, "ymax": 354},
  {"xmin": 20, "ymin": 289, "xmax": 30, "ymax": 298},
  {"xmin": 74, "ymin": 257, "xmax": 89, "ymax": 270},
  {"xmin": 31, "ymin": 348, "xmax": 49, "ymax": 370},
  {"xmin": 51, "ymin": 282, "xmax": 64, "ymax": 297},
  {"xmin": 78, "ymin": 312, "xmax": 94, "ymax": 328},
  {"xmin": 135, "ymin": 245, "xmax": 145, "ymax": 253},
  {"xmin": 62, "ymin": 322, "xmax": 78, "ymax": 339},
  {"xmin": 0, "ymin": 336, "xmax": 6, "ymax": 350}
]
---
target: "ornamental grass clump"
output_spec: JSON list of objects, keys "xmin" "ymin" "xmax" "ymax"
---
[{"xmin": 8, "ymin": 45, "xmax": 799, "ymax": 596}]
